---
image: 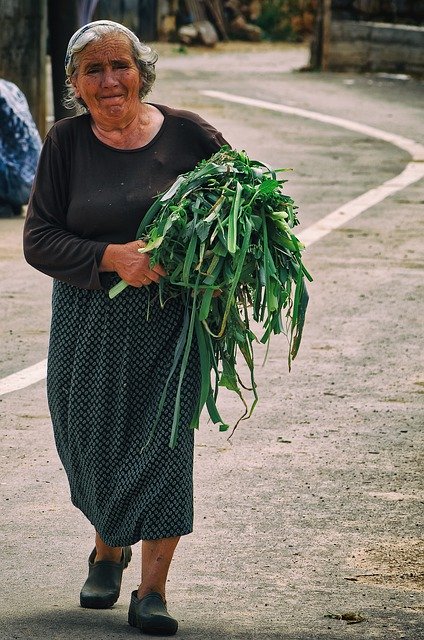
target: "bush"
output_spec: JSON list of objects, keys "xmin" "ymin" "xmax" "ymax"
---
[{"xmin": 255, "ymin": 0, "xmax": 316, "ymax": 41}]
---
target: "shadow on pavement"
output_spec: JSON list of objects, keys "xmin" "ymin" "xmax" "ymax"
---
[{"xmin": 0, "ymin": 607, "xmax": 342, "ymax": 640}]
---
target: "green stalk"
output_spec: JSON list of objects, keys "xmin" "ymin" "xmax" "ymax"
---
[
  {"xmin": 227, "ymin": 181, "xmax": 242, "ymax": 254},
  {"xmin": 139, "ymin": 298, "xmax": 190, "ymax": 452},
  {"xmin": 191, "ymin": 313, "xmax": 212, "ymax": 428},
  {"xmin": 168, "ymin": 283, "xmax": 199, "ymax": 449},
  {"xmin": 214, "ymin": 218, "xmax": 252, "ymax": 338}
]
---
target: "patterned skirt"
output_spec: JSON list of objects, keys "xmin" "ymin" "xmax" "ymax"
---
[{"xmin": 47, "ymin": 276, "xmax": 200, "ymax": 546}]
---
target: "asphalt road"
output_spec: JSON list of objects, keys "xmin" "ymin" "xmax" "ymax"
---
[{"xmin": 0, "ymin": 42, "xmax": 423, "ymax": 639}]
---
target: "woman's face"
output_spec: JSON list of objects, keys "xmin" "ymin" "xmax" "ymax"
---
[{"xmin": 71, "ymin": 33, "xmax": 142, "ymax": 127}]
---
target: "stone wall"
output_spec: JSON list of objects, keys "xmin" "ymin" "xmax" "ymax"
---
[{"xmin": 327, "ymin": 20, "xmax": 424, "ymax": 76}]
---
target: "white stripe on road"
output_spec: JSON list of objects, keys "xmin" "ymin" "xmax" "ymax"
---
[
  {"xmin": 201, "ymin": 90, "xmax": 424, "ymax": 160},
  {"xmin": 200, "ymin": 90, "xmax": 424, "ymax": 249},
  {"xmin": 0, "ymin": 359, "xmax": 47, "ymax": 396},
  {"xmin": 2, "ymin": 93, "xmax": 423, "ymax": 396},
  {"xmin": 298, "ymin": 161, "xmax": 424, "ymax": 246}
]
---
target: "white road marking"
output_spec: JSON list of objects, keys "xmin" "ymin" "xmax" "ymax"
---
[
  {"xmin": 298, "ymin": 161, "xmax": 424, "ymax": 246},
  {"xmin": 201, "ymin": 90, "xmax": 424, "ymax": 160},
  {"xmin": 1, "ymin": 92, "xmax": 423, "ymax": 397},
  {"xmin": 200, "ymin": 90, "xmax": 424, "ymax": 248},
  {"xmin": 0, "ymin": 359, "xmax": 47, "ymax": 396}
]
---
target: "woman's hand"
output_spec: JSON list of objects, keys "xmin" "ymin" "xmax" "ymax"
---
[{"xmin": 100, "ymin": 240, "xmax": 166, "ymax": 287}]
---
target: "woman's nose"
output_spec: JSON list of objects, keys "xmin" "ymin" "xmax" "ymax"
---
[{"xmin": 101, "ymin": 67, "xmax": 119, "ymax": 86}]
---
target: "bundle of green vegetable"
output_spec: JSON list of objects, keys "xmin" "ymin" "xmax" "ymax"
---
[{"xmin": 109, "ymin": 146, "xmax": 312, "ymax": 448}]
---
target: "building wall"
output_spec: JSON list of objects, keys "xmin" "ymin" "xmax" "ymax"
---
[{"xmin": 327, "ymin": 20, "xmax": 424, "ymax": 76}]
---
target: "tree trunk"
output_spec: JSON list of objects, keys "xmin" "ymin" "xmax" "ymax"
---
[{"xmin": 0, "ymin": 0, "xmax": 48, "ymax": 137}]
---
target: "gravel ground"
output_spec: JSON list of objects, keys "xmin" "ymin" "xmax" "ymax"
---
[{"xmin": 0, "ymin": 42, "xmax": 423, "ymax": 640}]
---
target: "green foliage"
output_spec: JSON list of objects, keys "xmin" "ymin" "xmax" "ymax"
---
[
  {"xmin": 110, "ymin": 147, "xmax": 312, "ymax": 448},
  {"xmin": 255, "ymin": 0, "xmax": 303, "ymax": 41}
]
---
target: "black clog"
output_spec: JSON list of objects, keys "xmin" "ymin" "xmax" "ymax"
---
[
  {"xmin": 80, "ymin": 546, "xmax": 132, "ymax": 609},
  {"xmin": 128, "ymin": 590, "xmax": 178, "ymax": 636}
]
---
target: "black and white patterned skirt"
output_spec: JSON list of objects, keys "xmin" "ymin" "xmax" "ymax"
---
[{"xmin": 47, "ymin": 276, "xmax": 200, "ymax": 546}]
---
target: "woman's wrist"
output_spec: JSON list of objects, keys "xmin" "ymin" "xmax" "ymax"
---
[{"xmin": 99, "ymin": 244, "xmax": 119, "ymax": 272}]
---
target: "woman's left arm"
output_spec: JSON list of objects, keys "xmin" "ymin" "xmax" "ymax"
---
[{"xmin": 23, "ymin": 131, "xmax": 109, "ymax": 290}]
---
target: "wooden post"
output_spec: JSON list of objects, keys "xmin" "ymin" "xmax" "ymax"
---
[
  {"xmin": 138, "ymin": 0, "xmax": 158, "ymax": 41},
  {"xmin": 321, "ymin": 0, "xmax": 332, "ymax": 71},
  {"xmin": 0, "ymin": 0, "xmax": 48, "ymax": 137},
  {"xmin": 47, "ymin": 0, "xmax": 78, "ymax": 122}
]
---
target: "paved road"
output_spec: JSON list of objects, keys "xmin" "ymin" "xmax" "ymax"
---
[{"xmin": 1, "ymin": 42, "xmax": 423, "ymax": 639}]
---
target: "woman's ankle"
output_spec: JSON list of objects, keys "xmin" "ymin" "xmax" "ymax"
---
[
  {"xmin": 94, "ymin": 546, "xmax": 123, "ymax": 563},
  {"xmin": 137, "ymin": 585, "xmax": 166, "ymax": 601},
  {"xmin": 94, "ymin": 532, "xmax": 123, "ymax": 563}
]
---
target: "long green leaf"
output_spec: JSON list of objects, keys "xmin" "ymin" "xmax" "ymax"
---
[
  {"xmin": 169, "ymin": 279, "xmax": 200, "ymax": 449},
  {"xmin": 227, "ymin": 181, "xmax": 242, "ymax": 254}
]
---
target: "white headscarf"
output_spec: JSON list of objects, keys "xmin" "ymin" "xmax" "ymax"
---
[{"xmin": 64, "ymin": 20, "xmax": 141, "ymax": 77}]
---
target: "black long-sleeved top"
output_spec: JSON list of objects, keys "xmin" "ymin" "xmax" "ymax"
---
[{"xmin": 23, "ymin": 104, "xmax": 227, "ymax": 289}]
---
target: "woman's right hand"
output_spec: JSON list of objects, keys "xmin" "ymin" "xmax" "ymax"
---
[{"xmin": 99, "ymin": 240, "xmax": 166, "ymax": 287}]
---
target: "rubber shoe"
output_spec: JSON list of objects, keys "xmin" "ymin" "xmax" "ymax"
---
[
  {"xmin": 128, "ymin": 590, "xmax": 178, "ymax": 636},
  {"xmin": 80, "ymin": 546, "xmax": 132, "ymax": 609}
]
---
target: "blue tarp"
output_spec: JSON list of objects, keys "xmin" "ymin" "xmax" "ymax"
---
[{"xmin": 0, "ymin": 79, "xmax": 42, "ymax": 207}]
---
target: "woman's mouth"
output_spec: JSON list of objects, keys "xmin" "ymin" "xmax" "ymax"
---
[{"xmin": 100, "ymin": 95, "xmax": 124, "ymax": 102}]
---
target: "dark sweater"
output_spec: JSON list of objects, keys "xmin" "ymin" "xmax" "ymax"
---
[{"xmin": 23, "ymin": 104, "xmax": 227, "ymax": 289}]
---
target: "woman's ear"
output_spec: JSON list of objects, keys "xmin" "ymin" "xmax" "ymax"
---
[{"xmin": 71, "ymin": 75, "xmax": 81, "ymax": 99}]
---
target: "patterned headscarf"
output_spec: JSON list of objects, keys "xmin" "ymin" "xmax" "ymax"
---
[{"xmin": 64, "ymin": 20, "xmax": 141, "ymax": 77}]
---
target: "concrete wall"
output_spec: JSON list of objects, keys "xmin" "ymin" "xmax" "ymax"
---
[{"xmin": 327, "ymin": 20, "xmax": 424, "ymax": 76}]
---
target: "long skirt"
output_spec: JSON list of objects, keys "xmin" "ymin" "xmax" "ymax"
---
[{"xmin": 47, "ymin": 276, "xmax": 200, "ymax": 546}]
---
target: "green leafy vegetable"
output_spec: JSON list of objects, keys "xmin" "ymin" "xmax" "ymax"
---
[{"xmin": 109, "ymin": 146, "xmax": 312, "ymax": 448}]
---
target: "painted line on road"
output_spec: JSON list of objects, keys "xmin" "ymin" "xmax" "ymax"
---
[
  {"xmin": 1, "ymin": 93, "xmax": 423, "ymax": 397},
  {"xmin": 0, "ymin": 359, "xmax": 47, "ymax": 396},
  {"xmin": 201, "ymin": 91, "xmax": 424, "ymax": 246},
  {"xmin": 201, "ymin": 90, "xmax": 424, "ymax": 160},
  {"xmin": 298, "ymin": 160, "xmax": 424, "ymax": 246}
]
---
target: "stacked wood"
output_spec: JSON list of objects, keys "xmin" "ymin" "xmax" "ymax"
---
[{"xmin": 222, "ymin": 0, "xmax": 262, "ymax": 40}]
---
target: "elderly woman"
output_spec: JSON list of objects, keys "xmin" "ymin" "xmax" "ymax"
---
[{"xmin": 23, "ymin": 20, "xmax": 228, "ymax": 636}]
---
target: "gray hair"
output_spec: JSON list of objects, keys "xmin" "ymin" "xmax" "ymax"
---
[{"xmin": 63, "ymin": 21, "xmax": 158, "ymax": 112}]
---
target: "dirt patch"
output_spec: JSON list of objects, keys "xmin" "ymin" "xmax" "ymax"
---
[{"xmin": 349, "ymin": 539, "xmax": 424, "ymax": 591}]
